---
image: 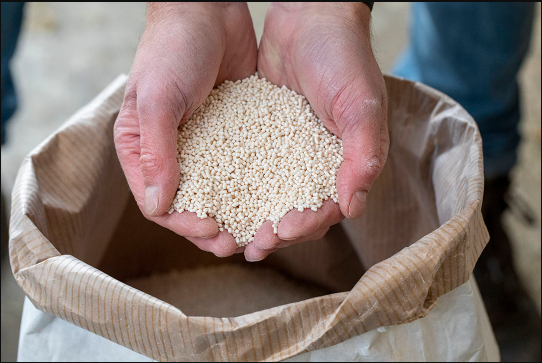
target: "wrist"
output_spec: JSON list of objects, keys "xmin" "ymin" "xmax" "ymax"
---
[
  {"xmin": 147, "ymin": 2, "xmax": 244, "ymax": 13},
  {"xmin": 146, "ymin": 2, "xmax": 246, "ymax": 27},
  {"xmin": 271, "ymin": 2, "xmax": 369, "ymax": 17},
  {"xmin": 270, "ymin": 2, "xmax": 371, "ymax": 31}
]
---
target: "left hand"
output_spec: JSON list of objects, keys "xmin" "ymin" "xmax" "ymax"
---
[{"xmin": 244, "ymin": 2, "xmax": 389, "ymax": 261}]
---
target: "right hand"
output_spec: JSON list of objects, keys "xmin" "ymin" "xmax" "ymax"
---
[{"xmin": 114, "ymin": 3, "xmax": 257, "ymax": 257}]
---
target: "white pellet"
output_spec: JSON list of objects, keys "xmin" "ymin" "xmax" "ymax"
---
[
  {"xmin": 125, "ymin": 264, "xmax": 328, "ymax": 317},
  {"xmin": 170, "ymin": 74, "xmax": 343, "ymax": 247}
]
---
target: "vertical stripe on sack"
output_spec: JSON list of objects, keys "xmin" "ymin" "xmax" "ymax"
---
[
  {"xmin": 144, "ymin": 299, "xmax": 158, "ymax": 360},
  {"xmin": 109, "ymin": 282, "xmax": 123, "ymax": 346},
  {"xmin": 370, "ymin": 267, "xmax": 412, "ymax": 316},
  {"xmin": 238, "ymin": 315, "xmax": 258, "ymax": 362},
  {"xmin": 343, "ymin": 299, "xmax": 364, "ymax": 335},
  {"xmin": 164, "ymin": 305, "xmax": 176, "ymax": 362},
  {"xmin": 357, "ymin": 278, "xmax": 392, "ymax": 325},
  {"xmin": 263, "ymin": 316, "xmax": 277, "ymax": 361},
  {"xmin": 212, "ymin": 317, "xmax": 228, "ymax": 362},
  {"xmin": 373, "ymin": 265, "xmax": 416, "ymax": 313},
  {"xmin": 122, "ymin": 286, "xmax": 136, "ymax": 352},
  {"xmin": 85, "ymin": 269, "xmax": 101, "ymax": 334},
  {"xmin": 362, "ymin": 273, "xmax": 401, "ymax": 323},
  {"xmin": 220, "ymin": 318, "xmax": 233, "ymax": 361},
  {"xmin": 53, "ymin": 258, "xmax": 76, "ymax": 320},
  {"xmin": 115, "ymin": 284, "xmax": 128, "ymax": 349},
  {"xmin": 151, "ymin": 300, "xmax": 168, "ymax": 361},
  {"xmin": 101, "ymin": 278, "xmax": 115, "ymax": 342},
  {"xmin": 176, "ymin": 315, "xmax": 188, "ymax": 359},
  {"xmin": 328, "ymin": 294, "xmax": 355, "ymax": 341},
  {"xmin": 68, "ymin": 261, "xmax": 87, "ymax": 327},
  {"xmin": 272, "ymin": 317, "xmax": 285, "ymax": 360},
  {"xmin": 202, "ymin": 317, "xmax": 216, "ymax": 361},
  {"xmin": 226, "ymin": 317, "xmax": 242, "ymax": 362},
  {"xmin": 156, "ymin": 302, "xmax": 170, "ymax": 362},
  {"xmin": 132, "ymin": 291, "xmax": 146, "ymax": 356}
]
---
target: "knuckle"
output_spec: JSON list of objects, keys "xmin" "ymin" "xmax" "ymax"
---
[
  {"xmin": 113, "ymin": 98, "xmax": 139, "ymax": 148},
  {"xmin": 360, "ymin": 98, "xmax": 383, "ymax": 121},
  {"xmin": 113, "ymin": 123, "xmax": 130, "ymax": 146},
  {"xmin": 268, "ymin": 240, "xmax": 282, "ymax": 249},
  {"xmin": 362, "ymin": 155, "xmax": 383, "ymax": 179},
  {"xmin": 263, "ymin": 242, "xmax": 281, "ymax": 251},
  {"xmin": 139, "ymin": 151, "xmax": 164, "ymax": 177},
  {"xmin": 180, "ymin": 224, "xmax": 197, "ymax": 238},
  {"xmin": 137, "ymin": 87, "xmax": 184, "ymax": 127},
  {"xmin": 257, "ymin": 237, "xmax": 281, "ymax": 250},
  {"xmin": 137, "ymin": 94, "xmax": 164, "ymax": 120},
  {"xmin": 113, "ymin": 124, "xmax": 140, "ymax": 163},
  {"xmin": 332, "ymin": 83, "xmax": 384, "ymax": 133}
]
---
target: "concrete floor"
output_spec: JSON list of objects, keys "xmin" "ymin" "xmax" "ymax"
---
[{"xmin": 1, "ymin": 3, "xmax": 540, "ymax": 362}]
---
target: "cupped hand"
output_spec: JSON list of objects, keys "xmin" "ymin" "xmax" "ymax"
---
[
  {"xmin": 114, "ymin": 3, "xmax": 257, "ymax": 257},
  {"xmin": 245, "ymin": 2, "xmax": 389, "ymax": 262}
]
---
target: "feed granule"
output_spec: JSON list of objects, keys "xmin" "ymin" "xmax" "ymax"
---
[
  {"xmin": 125, "ymin": 264, "xmax": 328, "ymax": 317},
  {"xmin": 169, "ymin": 74, "xmax": 343, "ymax": 246}
]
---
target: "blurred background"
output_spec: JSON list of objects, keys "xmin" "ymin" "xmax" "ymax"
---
[{"xmin": 1, "ymin": 2, "xmax": 540, "ymax": 362}]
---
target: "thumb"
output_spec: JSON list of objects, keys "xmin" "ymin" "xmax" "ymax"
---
[
  {"xmin": 137, "ymin": 91, "xmax": 183, "ymax": 217},
  {"xmin": 335, "ymin": 95, "xmax": 388, "ymax": 219}
]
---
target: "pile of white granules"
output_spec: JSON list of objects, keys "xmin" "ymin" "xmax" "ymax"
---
[
  {"xmin": 125, "ymin": 265, "xmax": 328, "ymax": 317},
  {"xmin": 168, "ymin": 74, "xmax": 343, "ymax": 246}
]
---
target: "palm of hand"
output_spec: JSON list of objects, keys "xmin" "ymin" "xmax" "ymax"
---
[
  {"xmin": 116, "ymin": 3, "xmax": 388, "ymax": 261},
  {"xmin": 243, "ymin": 4, "xmax": 389, "ymax": 261},
  {"xmin": 115, "ymin": 4, "xmax": 258, "ymax": 258}
]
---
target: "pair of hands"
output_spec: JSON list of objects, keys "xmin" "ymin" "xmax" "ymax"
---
[{"xmin": 114, "ymin": 2, "xmax": 389, "ymax": 261}]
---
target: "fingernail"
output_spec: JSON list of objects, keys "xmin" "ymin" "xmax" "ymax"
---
[
  {"xmin": 255, "ymin": 242, "xmax": 280, "ymax": 251},
  {"xmin": 277, "ymin": 227, "xmax": 301, "ymax": 241},
  {"xmin": 277, "ymin": 235, "xmax": 299, "ymax": 242},
  {"xmin": 246, "ymin": 256, "xmax": 266, "ymax": 262},
  {"xmin": 235, "ymin": 247, "xmax": 246, "ymax": 254},
  {"xmin": 348, "ymin": 191, "xmax": 367, "ymax": 219},
  {"xmin": 144, "ymin": 186, "xmax": 160, "ymax": 215}
]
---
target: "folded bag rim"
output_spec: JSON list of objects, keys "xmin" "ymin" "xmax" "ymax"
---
[{"xmin": 9, "ymin": 74, "xmax": 489, "ymax": 362}]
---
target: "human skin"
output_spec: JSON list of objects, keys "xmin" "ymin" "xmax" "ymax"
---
[
  {"xmin": 243, "ymin": 2, "xmax": 389, "ymax": 261},
  {"xmin": 114, "ymin": 2, "xmax": 388, "ymax": 261},
  {"xmin": 114, "ymin": 2, "xmax": 257, "ymax": 257}
]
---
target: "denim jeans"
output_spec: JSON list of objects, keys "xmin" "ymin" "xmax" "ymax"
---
[
  {"xmin": 1, "ymin": 2, "xmax": 24, "ymax": 145},
  {"xmin": 393, "ymin": 2, "xmax": 535, "ymax": 179}
]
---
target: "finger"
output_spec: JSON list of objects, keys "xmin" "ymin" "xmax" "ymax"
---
[
  {"xmin": 244, "ymin": 243, "xmax": 277, "ymax": 262},
  {"xmin": 217, "ymin": 3, "xmax": 258, "ymax": 84},
  {"xmin": 283, "ymin": 226, "xmax": 330, "ymax": 246},
  {"xmin": 254, "ymin": 219, "xmax": 330, "ymax": 251},
  {"xmin": 114, "ymin": 100, "xmax": 219, "ymax": 239},
  {"xmin": 136, "ymin": 84, "xmax": 185, "ymax": 217},
  {"xmin": 252, "ymin": 220, "xmax": 282, "ymax": 251},
  {"xmin": 245, "ymin": 226, "xmax": 329, "ymax": 262},
  {"xmin": 114, "ymin": 94, "xmax": 147, "ymax": 203},
  {"xmin": 235, "ymin": 247, "xmax": 246, "ymax": 254},
  {"xmin": 277, "ymin": 199, "xmax": 343, "ymax": 240},
  {"xmin": 186, "ymin": 230, "xmax": 238, "ymax": 258},
  {"xmin": 153, "ymin": 210, "xmax": 219, "ymax": 239},
  {"xmin": 335, "ymin": 93, "xmax": 388, "ymax": 219}
]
